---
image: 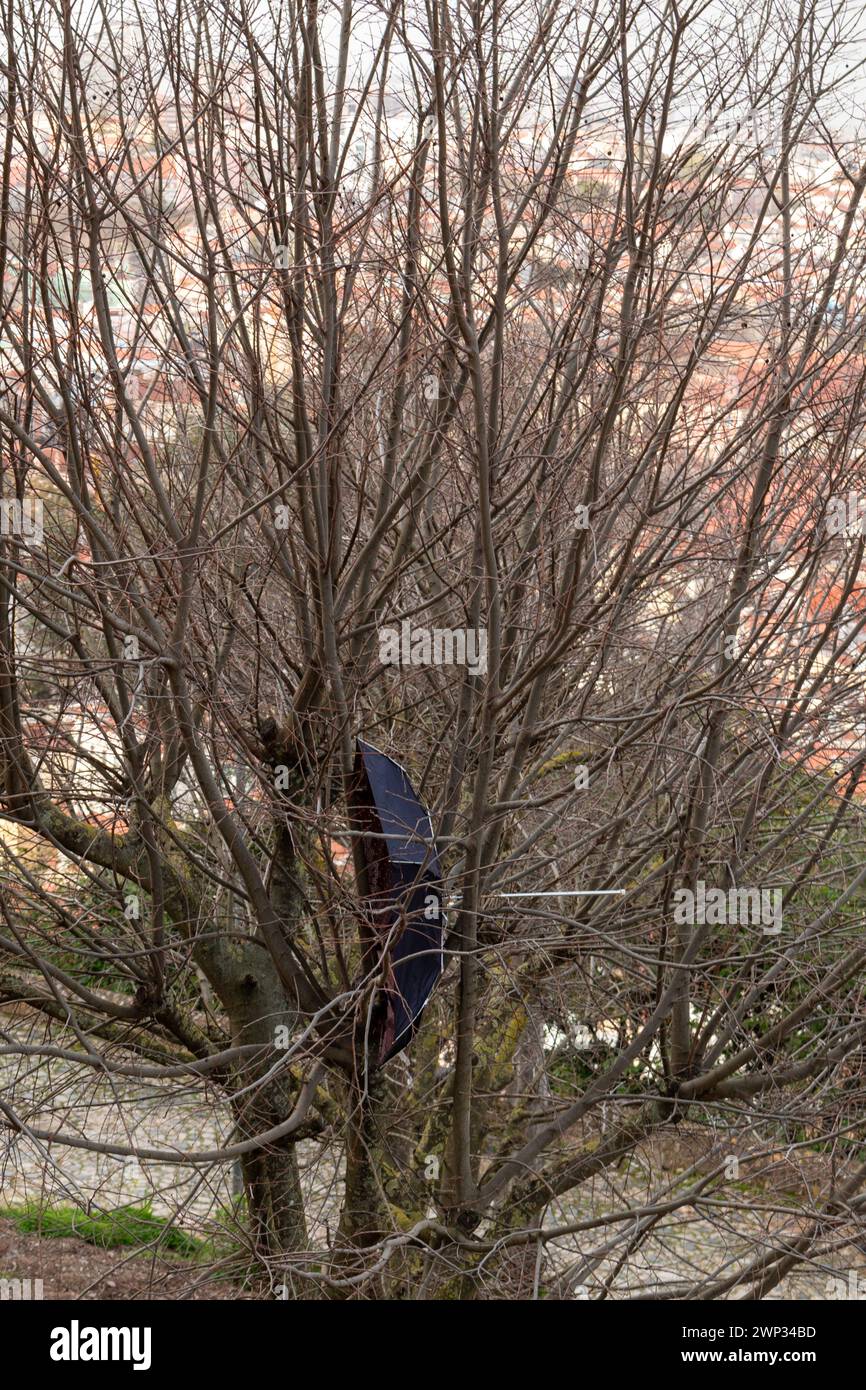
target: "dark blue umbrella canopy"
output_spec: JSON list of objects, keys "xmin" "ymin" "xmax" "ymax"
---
[
  {"xmin": 352, "ymin": 739, "xmax": 444, "ymax": 1063},
  {"xmin": 355, "ymin": 739, "xmax": 441, "ymax": 870}
]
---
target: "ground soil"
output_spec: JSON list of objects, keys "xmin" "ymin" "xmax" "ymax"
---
[{"xmin": 0, "ymin": 1219, "xmax": 251, "ymax": 1300}]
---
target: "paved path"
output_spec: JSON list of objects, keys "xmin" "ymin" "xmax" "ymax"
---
[{"xmin": 1, "ymin": 1045, "xmax": 860, "ymax": 1299}]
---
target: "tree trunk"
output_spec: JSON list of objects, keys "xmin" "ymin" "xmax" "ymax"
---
[
  {"xmin": 234, "ymin": 1086, "xmax": 308, "ymax": 1271},
  {"xmin": 219, "ymin": 946, "xmax": 310, "ymax": 1283},
  {"xmin": 338, "ymin": 1070, "xmax": 390, "ymax": 1248}
]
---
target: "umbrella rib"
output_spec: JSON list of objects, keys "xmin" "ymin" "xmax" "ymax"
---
[{"xmin": 495, "ymin": 889, "xmax": 626, "ymax": 897}]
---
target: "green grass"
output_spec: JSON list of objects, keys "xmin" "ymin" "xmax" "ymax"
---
[{"xmin": 0, "ymin": 1201, "xmax": 203, "ymax": 1257}]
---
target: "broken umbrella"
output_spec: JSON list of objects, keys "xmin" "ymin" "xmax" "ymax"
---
[{"xmin": 349, "ymin": 738, "xmax": 445, "ymax": 1065}]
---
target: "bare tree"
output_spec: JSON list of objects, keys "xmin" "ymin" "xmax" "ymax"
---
[{"xmin": 1, "ymin": 0, "xmax": 865, "ymax": 1299}]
